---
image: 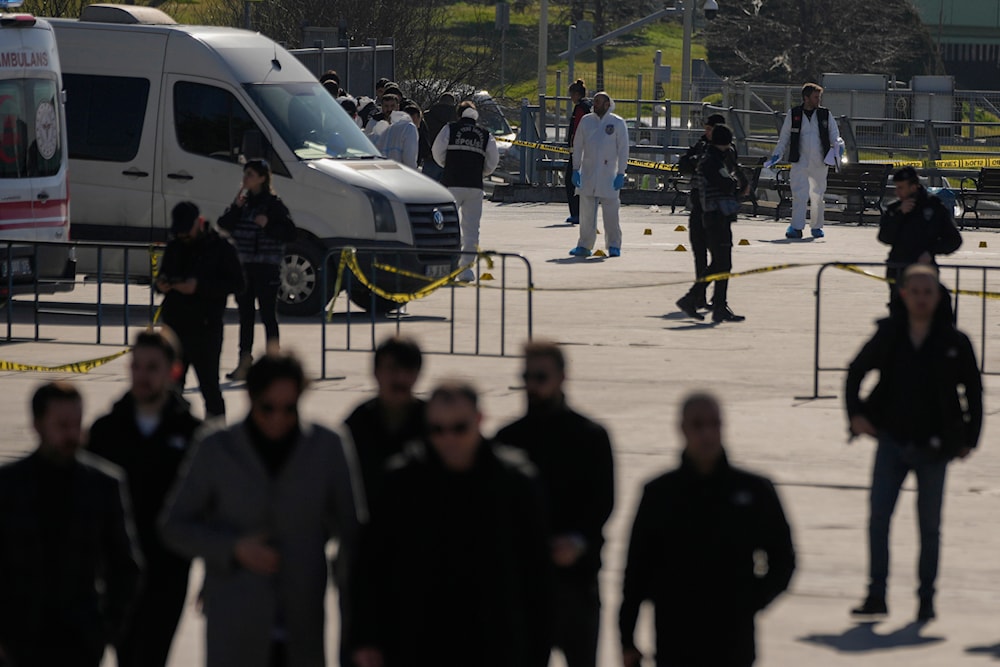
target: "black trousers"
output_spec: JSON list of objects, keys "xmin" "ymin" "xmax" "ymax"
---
[
  {"xmin": 565, "ymin": 161, "xmax": 580, "ymax": 220},
  {"xmin": 684, "ymin": 191, "xmax": 710, "ymax": 305},
  {"xmin": 116, "ymin": 563, "xmax": 190, "ymax": 667},
  {"xmin": 703, "ymin": 210, "xmax": 734, "ymax": 312},
  {"xmin": 552, "ymin": 574, "xmax": 601, "ymax": 667},
  {"xmin": 179, "ymin": 323, "xmax": 225, "ymax": 418},
  {"xmin": 237, "ymin": 263, "xmax": 281, "ymax": 358}
]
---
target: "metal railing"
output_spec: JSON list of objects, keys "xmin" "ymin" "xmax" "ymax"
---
[
  {"xmin": 800, "ymin": 261, "xmax": 1000, "ymax": 401},
  {"xmin": 3, "ymin": 240, "xmax": 160, "ymax": 346},
  {"xmin": 319, "ymin": 247, "xmax": 534, "ymax": 380}
]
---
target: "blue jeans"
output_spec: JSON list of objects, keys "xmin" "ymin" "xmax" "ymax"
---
[{"xmin": 867, "ymin": 435, "xmax": 948, "ymax": 601}]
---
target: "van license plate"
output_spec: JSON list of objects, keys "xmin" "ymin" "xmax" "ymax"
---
[
  {"xmin": 425, "ymin": 264, "xmax": 452, "ymax": 278},
  {"xmin": 0, "ymin": 258, "xmax": 32, "ymax": 279}
]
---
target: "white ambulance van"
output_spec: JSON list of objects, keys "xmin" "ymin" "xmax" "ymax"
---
[
  {"xmin": 0, "ymin": 3, "xmax": 73, "ymax": 300},
  {"xmin": 50, "ymin": 4, "xmax": 459, "ymax": 315}
]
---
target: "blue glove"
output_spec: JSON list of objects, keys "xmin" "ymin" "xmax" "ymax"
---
[
  {"xmin": 613, "ymin": 174, "xmax": 625, "ymax": 190},
  {"xmin": 764, "ymin": 153, "xmax": 781, "ymax": 169},
  {"xmin": 572, "ymin": 170, "xmax": 582, "ymax": 188}
]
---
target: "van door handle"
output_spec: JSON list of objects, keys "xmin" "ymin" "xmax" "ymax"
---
[
  {"xmin": 121, "ymin": 168, "xmax": 150, "ymax": 178},
  {"xmin": 167, "ymin": 172, "xmax": 194, "ymax": 181},
  {"xmin": 36, "ymin": 192, "xmax": 50, "ymax": 201}
]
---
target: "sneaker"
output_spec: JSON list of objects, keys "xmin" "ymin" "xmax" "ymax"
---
[
  {"xmin": 811, "ymin": 228, "xmax": 825, "ymax": 239},
  {"xmin": 712, "ymin": 306, "xmax": 746, "ymax": 323},
  {"xmin": 850, "ymin": 596, "xmax": 888, "ymax": 620},
  {"xmin": 568, "ymin": 246, "xmax": 591, "ymax": 258},
  {"xmin": 676, "ymin": 296, "xmax": 705, "ymax": 321},
  {"xmin": 609, "ymin": 246, "xmax": 621, "ymax": 257},
  {"xmin": 565, "ymin": 216, "xmax": 579, "ymax": 224},
  {"xmin": 226, "ymin": 356, "xmax": 252, "ymax": 381},
  {"xmin": 785, "ymin": 226, "xmax": 803, "ymax": 239},
  {"xmin": 917, "ymin": 598, "xmax": 936, "ymax": 622}
]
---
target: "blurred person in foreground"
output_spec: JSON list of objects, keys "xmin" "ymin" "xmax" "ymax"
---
[
  {"xmin": 496, "ymin": 341, "xmax": 614, "ymax": 667},
  {"xmin": 161, "ymin": 353, "xmax": 364, "ymax": 667},
  {"xmin": 619, "ymin": 393, "xmax": 795, "ymax": 667},
  {"xmin": 352, "ymin": 381, "xmax": 551, "ymax": 667}
]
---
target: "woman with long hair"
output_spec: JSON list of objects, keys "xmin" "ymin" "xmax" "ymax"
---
[{"xmin": 218, "ymin": 159, "xmax": 296, "ymax": 381}]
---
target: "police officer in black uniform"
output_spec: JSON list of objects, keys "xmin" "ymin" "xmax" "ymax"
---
[
  {"xmin": 156, "ymin": 202, "xmax": 243, "ymax": 419},
  {"xmin": 675, "ymin": 113, "xmax": 726, "ymax": 316}
]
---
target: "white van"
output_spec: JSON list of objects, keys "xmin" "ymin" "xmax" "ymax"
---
[
  {"xmin": 50, "ymin": 4, "xmax": 459, "ymax": 315},
  {"xmin": 0, "ymin": 6, "xmax": 74, "ymax": 299}
]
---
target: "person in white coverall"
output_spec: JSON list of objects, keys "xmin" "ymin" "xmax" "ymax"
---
[
  {"xmin": 569, "ymin": 92, "xmax": 629, "ymax": 258},
  {"xmin": 382, "ymin": 108, "xmax": 420, "ymax": 169},
  {"xmin": 432, "ymin": 101, "xmax": 500, "ymax": 282},
  {"xmin": 770, "ymin": 82, "xmax": 841, "ymax": 239}
]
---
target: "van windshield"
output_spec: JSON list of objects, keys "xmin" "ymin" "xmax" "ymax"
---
[{"xmin": 244, "ymin": 82, "xmax": 380, "ymax": 160}]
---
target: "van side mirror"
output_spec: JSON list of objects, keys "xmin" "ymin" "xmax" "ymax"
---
[{"xmin": 241, "ymin": 129, "xmax": 265, "ymax": 161}]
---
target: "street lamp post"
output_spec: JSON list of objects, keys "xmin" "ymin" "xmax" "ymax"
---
[
  {"xmin": 538, "ymin": 0, "xmax": 548, "ymax": 98},
  {"xmin": 680, "ymin": 0, "xmax": 693, "ymax": 102}
]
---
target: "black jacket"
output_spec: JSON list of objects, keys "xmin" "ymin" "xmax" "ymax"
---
[
  {"xmin": 156, "ymin": 229, "xmax": 244, "ymax": 335},
  {"xmin": 343, "ymin": 397, "xmax": 426, "ymax": 509},
  {"xmin": 698, "ymin": 145, "xmax": 747, "ymax": 213},
  {"xmin": 87, "ymin": 391, "xmax": 202, "ymax": 570},
  {"xmin": 879, "ymin": 187, "xmax": 962, "ymax": 279},
  {"xmin": 495, "ymin": 401, "xmax": 614, "ymax": 580},
  {"xmin": 217, "ymin": 191, "xmax": 295, "ymax": 267},
  {"xmin": 678, "ymin": 134, "xmax": 709, "ymax": 178},
  {"xmin": 619, "ymin": 453, "xmax": 794, "ymax": 667},
  {"xmin": 425, "ymin": 102, "xmax": 457, "ymax": 144},
  {"xmin": 0, "ymin": 452, "xmax": 141, "ymax": 666},
  {"xmin": 353, "ymin": 441, "xmax": 551, "ymax": 667},
  {"xmin": 846, "ymin": 315, "xmax": 983, "ymax": 456}
]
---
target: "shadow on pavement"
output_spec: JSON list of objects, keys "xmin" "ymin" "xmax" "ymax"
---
[
  {"xmin": 757, "ymin": 237, "xmax": 817, "ymax": 245},
  {"xmin": 663, "ymin": 322, "xmax": 719, "ymax": 331},
  {"xmin": 966, "ymin": 643, "xmax": 1000, "ymax": 659},
  {"xmin": 546, "ymin": 257, "xmax": 607, "ymax": 264},
  {"xmin": 799, "ymin": 621, "xmax": 945, "ymax": 653}
]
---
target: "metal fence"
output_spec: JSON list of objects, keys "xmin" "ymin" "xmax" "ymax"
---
[
  {"xmin": 3, "ymin": 240, "xmax": 161, "ymax": 347},
  {"xmin": 800, "ymin": 261, "xmax": 1000, "ymax": 401},
  {"xmin": 318, "ymin": 247, "xmax": 534, "ymax": 380}
]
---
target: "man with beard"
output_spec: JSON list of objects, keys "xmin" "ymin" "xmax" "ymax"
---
[
  {"xmin": 88, "ymin": 328, "xmax": 202, "ymax": 667},
  {"xmin": 0, "ymin": 382, "xmax": 141, "ymax": 667},
  {"xmin": 496, "ymin": 342, "xmax": 614, "ymax": 667},
  {"xmin": 344, "ymin": 337, "xmax": 426, "ymax": 509}
]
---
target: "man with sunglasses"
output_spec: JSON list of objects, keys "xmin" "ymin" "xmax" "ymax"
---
[
  {"xmin": 161, "ymin": 353, "xmax": 364, "ymax": 667},
  {"xmin": 495, "ymin": 342, "xmax": 613, "ymax": 667},
  {"xmin": 620, "ymin": 393, "xmax": 795, "ymax": 667},
  {"xmin": 156, "ymin": 201, "xmax": 244, "ymax": 419},
  {"xmin": 352, "ymin": 382, "xmax": 551, "ymax": 667}
]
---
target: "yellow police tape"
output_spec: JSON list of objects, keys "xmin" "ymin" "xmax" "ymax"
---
[
  {"xmin": 326, "ymin": 248, "xmax": 496, "ymax": 320},
  {"xmin": 510, "ymin": 139, "xmax": 679, "ymax": 172},
  {"xmin": 0, "ymin": 349, "xmax": 128, "ymax": 374}
]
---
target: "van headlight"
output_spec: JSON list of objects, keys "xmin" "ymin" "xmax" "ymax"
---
[{"xmin": 363, "ymin": 189, "xmax": 397, "ymax": 233}]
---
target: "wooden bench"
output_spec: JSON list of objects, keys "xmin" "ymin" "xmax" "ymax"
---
[
  {"xmin": 824, "ymin": 163, "xmax": 893, "ymax": 225},
  {"xmin": 958, "ymin": 168, "xmax": 1000, "ymax": 228}
]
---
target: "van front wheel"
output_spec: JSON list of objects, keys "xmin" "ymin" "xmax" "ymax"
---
[{"xmin": 277, "ymin": 239, "xmax": 329, "ymax": 317}]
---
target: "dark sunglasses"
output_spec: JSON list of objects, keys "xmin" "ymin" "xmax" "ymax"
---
[
  {"xmin": 428, "ymin": 420, "xmax": 473, "ymax": 436},
  {"xmin": 522, "ymin": 371, "xmax": 553, "ymax": 383},
  {"xmin": 258, "ymin": 401, "xmax": 297, "ymax": 416}
]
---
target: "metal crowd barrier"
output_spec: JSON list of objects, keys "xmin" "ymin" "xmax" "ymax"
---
[
  {"xmin": 2, "ymin": 239, "xmax": 161, "ymax": 346},
  {"xmin": 319, "ymin": 246, "xmax": 534, "ymax": 380},
  {"xmin": 801, "ymin": 261, "xmax": 1000, "ymax": 401}
]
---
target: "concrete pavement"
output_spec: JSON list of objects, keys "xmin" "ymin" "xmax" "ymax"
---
[{"xmin": 2, "ymin": 201, "xmax": 1000, "ymax": 666}]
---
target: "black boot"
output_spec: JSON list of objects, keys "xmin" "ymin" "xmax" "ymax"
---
[
  {"xmin": 712, "ymin": 306, "xmax": 745, "ymax": 323},
  {"xmin": 676, "ymin": 295, "xmax": 705, "ymax": 320},
  {"xmin": 850, "ymin": 595, "xmax": 888, "ymax": 619}
]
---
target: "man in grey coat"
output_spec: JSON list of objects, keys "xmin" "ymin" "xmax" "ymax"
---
[{"xmin": 161, "ymin": 353, "xmax": 364, "ymax": 667}]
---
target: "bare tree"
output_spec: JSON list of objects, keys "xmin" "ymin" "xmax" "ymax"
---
[{"xmin": 705, "ymin": 0, "xmax": 944, "ymax": 84}]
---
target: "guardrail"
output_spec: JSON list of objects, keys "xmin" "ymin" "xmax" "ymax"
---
[
  {"xmin": 800, "ymin": 261, "xmax": 999, "ymax": 401},
  {"xmin": 3, "ymin": 240, "xmax": 160, "ymax": 346},
  {"xmin": 318, "ymin": 246, "xmax": 534, "ymax": 380}
]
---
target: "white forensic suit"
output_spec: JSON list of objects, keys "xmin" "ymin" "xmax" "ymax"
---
[
  {"xmin": 774, "ymin": 106, "xmax": 841, "ymax": 231},
  {"xmin": 573, "ymin": 106, "xmax": 629, "ymax": 251}
]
